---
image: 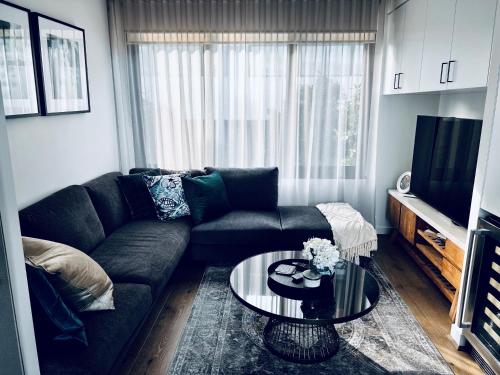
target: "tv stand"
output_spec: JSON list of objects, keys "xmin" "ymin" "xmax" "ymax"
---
[{"xmin": 387, "ymin": 190, "xmax": 467, "ymax": 320}]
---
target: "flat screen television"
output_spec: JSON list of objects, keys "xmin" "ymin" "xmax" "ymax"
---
[{"xmin": 410, "ymin": 115, "xmax": 482, "ymax": 227}]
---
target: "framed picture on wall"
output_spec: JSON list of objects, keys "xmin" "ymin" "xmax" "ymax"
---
[
  {"xmin": 0, "ymin": 0, "xmax": 39, "ymax": 118},
  {"xmin": 30, "ymin": 13, "xmax": 90, "ymax": 115}
]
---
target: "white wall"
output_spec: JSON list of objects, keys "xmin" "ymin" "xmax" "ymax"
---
[
  {"xmin": 6, "ymin": 0, "xmax": 119, "ymax": 208},
  {"xmin": 374, "ymin": 93, "xmax": 440, "ymax": 233},
  {"xmin": 438, "ymin": 91, "xmax": 487, "ymax": 119}
]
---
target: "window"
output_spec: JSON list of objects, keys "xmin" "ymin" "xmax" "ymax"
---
[{"xmin": 127, "ymin": 32, "xmax": 374, "ymax": 180}]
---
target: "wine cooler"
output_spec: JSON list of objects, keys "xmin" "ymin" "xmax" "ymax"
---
[{"xmin": 458, "ymin": 216, "xmax": 500, "ymax": 374}]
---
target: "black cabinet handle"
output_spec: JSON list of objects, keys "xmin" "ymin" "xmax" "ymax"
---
[
  {"xmin": 393, "ymin": 73, "xmax": 398, "ymax": 90},
  {"xmin": 447, "ymin": 60, "xmax": 456, "ymax": 82},
  {"xmin": 397, "ymin": 73, "xmax": 403, "ymax": 89},
  {"xmin": 440, "ymin": 62, "xmax": 448, "ymax": 84}
]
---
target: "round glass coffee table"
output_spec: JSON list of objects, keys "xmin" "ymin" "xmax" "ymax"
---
[{"xmin": 229, "ymin": 250, "xmax": 380, "ymax": 363}]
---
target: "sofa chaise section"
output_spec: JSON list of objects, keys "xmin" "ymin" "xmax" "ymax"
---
[
  {"xmin": 278, "ymin": 206, "xmax": 333, "ymax": 248},
  {"xmin": 190, "ymin": 210, "xmax": 283, "ymax": 262}
]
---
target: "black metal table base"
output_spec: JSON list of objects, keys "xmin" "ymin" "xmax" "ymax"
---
[{"xmin": 263, "ymin": 318, "xmax": 340, "ymax": 363}]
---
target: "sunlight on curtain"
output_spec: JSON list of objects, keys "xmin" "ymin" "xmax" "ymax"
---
[
  {"xmin": 108, "ymin": 0, "xmax": 379, "ymax": 220},
  {"xmin": 128, "ymin": 37, "xmax": 373, "ymax": 206}
]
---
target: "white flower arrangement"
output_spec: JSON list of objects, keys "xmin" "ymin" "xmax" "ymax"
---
[{"xmin": 302, "ymin": 238, "xmax": 340, "ymax": 275}]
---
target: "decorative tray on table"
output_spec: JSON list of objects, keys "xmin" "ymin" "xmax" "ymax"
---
[{"xmin": 267, "ymin": 259, "xmax": 329, "ymax": 300}]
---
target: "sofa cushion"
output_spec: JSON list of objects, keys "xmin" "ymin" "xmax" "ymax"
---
[
  {"xmin": 279, "ymin": 206, "xmax": 333, "ymax": 249},
  {"xmin": 83, "ymin": 172, "xmax": 130, "ymax": 235},
  {"xmin": 89, "ymin": 219, "xmax": 191, "ymax": 297},
  {"xmin": 182, "ymin": 171, "xmax": 231, "ymax": 225},
  {"xmin": 19, "ymin": 185, "xmax": 105, "ymax": 253},
  {"xmin": 204, "ymin": 167, "xmax": 278, "ymax": 211},
  {"xmin": 190, "ymin": 210, "xmax": 281, "ymax": 246},
  {"xmin": 37, "ymin": 283, "xmax": 152, "ymax": 375}
]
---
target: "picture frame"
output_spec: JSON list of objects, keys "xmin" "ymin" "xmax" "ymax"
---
[
  {"xmin": 30, "ymin": 13, "xmax": 90, "ymax": 115},
  {"xmin": 0, "ymin": 0, "xmax": 39, "ymax": 118}
]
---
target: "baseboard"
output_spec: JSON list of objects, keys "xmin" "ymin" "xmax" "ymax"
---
[
  {"xmin": 450, "ymin": 323, "xmax": 467, "ymax": 348},
  {"xmin": 376, "ymin": 226, "xmax": 393, "ymax": 235}
]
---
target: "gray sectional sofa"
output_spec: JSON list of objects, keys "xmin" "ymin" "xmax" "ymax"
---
[{"xmin": 19, "ymin": 168, "xmax": 333, "ymax": 374}]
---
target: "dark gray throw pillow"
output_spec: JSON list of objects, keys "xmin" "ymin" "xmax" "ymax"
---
[
  {"xmin": 204, "ymin": 167, "xmax": 279, "ymax": 211},
  {"xmin": 182, "ymin": 171, "xmax": 231, "ymax": 225},
  {"xmin": 26, "ymin": 264, "xmax": 88, "ymax": 346},
  {"xmin": 117, "ymin": 170, "xmax": 161, "ymax": 220}
]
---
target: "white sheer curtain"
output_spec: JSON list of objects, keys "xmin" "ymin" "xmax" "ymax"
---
[{"xmin": 108, "ymin": 0, "xmax": 379, "ymax": 221}]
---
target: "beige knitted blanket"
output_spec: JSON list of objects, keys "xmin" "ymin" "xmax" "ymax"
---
[{"xmin": 316, "ymin": 202, "xmax": 378, "ymax": 264}]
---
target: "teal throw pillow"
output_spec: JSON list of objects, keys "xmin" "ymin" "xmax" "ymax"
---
[{"xmin": 182, "ymin": 171, "xmax": 231, "ymax": 225}]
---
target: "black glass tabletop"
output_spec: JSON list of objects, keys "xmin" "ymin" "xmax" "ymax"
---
[{"xmin": 229, "ymin": 251, "xmax": 380, "ymax": 324}]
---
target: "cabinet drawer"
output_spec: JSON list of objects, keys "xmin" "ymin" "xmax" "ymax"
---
[
  {"xmin": 444, "ymin": 239, "xmax": 464, "ymax": 270},
  {"xmin": 442, "ymin": 259, "xmax": 461, "ymax": 289},
  {"xmin": 388, "ymin": 195, "xmax": 401, "ymax": 229},
  {"xmin": 400, "ymin": 205, "xmax": 416, "ymax": 244}
]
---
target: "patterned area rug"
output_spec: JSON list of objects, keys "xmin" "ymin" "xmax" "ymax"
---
[{"xmin": 169, "ymin": 262, "xmax": 452, "ymax": 374}]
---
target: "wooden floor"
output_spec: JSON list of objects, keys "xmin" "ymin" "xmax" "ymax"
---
[{"xmin": 120, "ymin": 236, "xmax": 483, "ymax": 375}]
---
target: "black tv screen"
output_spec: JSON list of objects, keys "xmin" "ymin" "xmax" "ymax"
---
[{"xmin": 410, "ymin": 116, "xmax": 482, "ymax": 227}]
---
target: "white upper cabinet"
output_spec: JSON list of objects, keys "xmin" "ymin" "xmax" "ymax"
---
[
  {"xmin": 447, "ymin": 0, "xmax": 497, "ymax": 90},
  {"xmin": 384, "ymin": 5, "xmax": 406, "ymax": 94},
  {"xmin": 419, "ymin": 0, "xmax": 456, "ymax": 92},
  {"xmin": 384, "ymin": 0, "xmax": 498, "ymax": 95},
  {"xmin": 384, "ymin": 1, "xmax": 427, "ymax": 94},
  {"xmin": 399, "ymin": 0, "xmax": 427, "ymax": 93}
]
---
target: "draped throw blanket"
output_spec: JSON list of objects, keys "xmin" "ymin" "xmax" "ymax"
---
[{"xmin": 316, "ymin": 202, "xmax": 377, "ymax": 264}]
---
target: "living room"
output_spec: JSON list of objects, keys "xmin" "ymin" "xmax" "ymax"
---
[{"xmin": 0, "ymin": 0, "xmax": 499, "ymax": 374}]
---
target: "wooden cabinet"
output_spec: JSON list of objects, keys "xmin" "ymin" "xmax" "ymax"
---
[
  {"xmin": 387, "ymin": 194, "xmax": 416, "ymax": 244},
  {"xmin": 388, "ymin": 190, "xmax": 465, "ymax": 317},
  {"xmin": 444, "ymin": 239, "xmax": 464, "ymax": 270},
  {"xmin": 388, "ymin": 194, "xmax": 401, "ymax": 229},
  {"xmin": 442, "ymin": 259, "xmax": 462, "ymax": 289},
  {"xmin": 385, "ymin": 0, "xmax": 497, "ymax": 94},
  {"xmin": 400, "ymin": 205, "xmax": 417, "ymax": 244}
]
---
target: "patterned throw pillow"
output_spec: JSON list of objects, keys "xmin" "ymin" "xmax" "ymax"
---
[{"xmin": 143, "ymin": 174, "xmax": 191, "ymax": 221}]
